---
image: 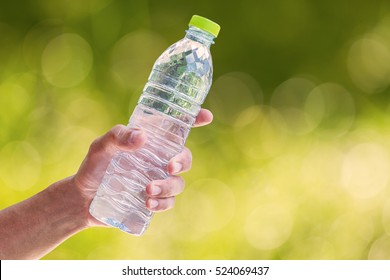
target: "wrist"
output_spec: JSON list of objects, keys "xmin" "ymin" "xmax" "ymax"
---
[
  {"xmin": 71, "ymin": 176, "xmax": 108, "ymax": 228},
  {"xmin": 48, "ymin": 176, "xmax": 90, "ymax": 232}
]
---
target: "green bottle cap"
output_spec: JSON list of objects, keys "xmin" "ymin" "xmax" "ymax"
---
[{"xmin": 189, "ymin": 15, "xmax": 221, "ymax": 38}]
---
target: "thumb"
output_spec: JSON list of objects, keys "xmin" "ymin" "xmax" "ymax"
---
[{"xmin": 90, "ymin": 125, "xmax": 147, "ymax": 155}]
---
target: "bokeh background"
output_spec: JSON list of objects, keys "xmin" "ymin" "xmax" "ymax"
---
[{"xmin": 1, "ymin": 0, "xmax": 390, "ymax": 259}]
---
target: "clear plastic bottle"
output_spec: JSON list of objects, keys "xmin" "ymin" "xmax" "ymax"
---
[{"xmin": 89, "ymin": 15, "xmax": 220, "ymax": 235}]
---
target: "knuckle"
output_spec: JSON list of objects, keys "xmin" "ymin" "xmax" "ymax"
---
[
  {"xmin": 161, "ymin": 183, "xmax": 174, "ymax": 197},
  {"xmin": 88, "ymin": 125, "xmax": 127, "ymax": 156},
  {"xmin": 170, "ymin": 197, "xmax": 176, "ymax": 208},
  {"xmin": 88, "ymin": 138, "xmax": 103, "ymax": 154},
  {"xmin": 183, "ymin": 147, "xmax": 193, "ymax": 169},
  {"xmin": 165, "ymin": 197, "xmax": 175, "ymax": 210},
  {"xmin": 177, "ymin": 176, "xmax": 185, "ymax": 188},
  {"xmin": 108, "ymin": 125, "xmax": 125, "ymax": 143},
  {"xmin": 184, "ymin": 147, "xmax": 193, "ymax": 160},
  {"xmin": 162, "ymin": 176, "xmax": 184, "ymax": 197},
  {"xmin": 154, "ymin": 197, "xmax": 175, "ymax": 212}
]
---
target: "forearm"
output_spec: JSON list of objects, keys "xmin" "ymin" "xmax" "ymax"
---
[{"xmin": 0, "ymin": 176, "xmax": 89, "ymax": 259}]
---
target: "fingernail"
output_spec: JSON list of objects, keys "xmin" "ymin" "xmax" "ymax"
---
[
  {"xmin": 150, "ymin": 184, "xmax": 161, "ymax": 196},
  {"xmin": 148, "ymin": 199, "xmax": 159, "ymax": 209},
  {"xmin": 171, "ymin": 162, "xmax": 182, "ymax": 174},
  {"xmin": 129, "ymin": 130, "xmax": 142, "ymax": 144}
]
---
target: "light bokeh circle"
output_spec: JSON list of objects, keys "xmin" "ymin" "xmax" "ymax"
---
[{"xmin": 42, "ymin": 33, "xmax": 93, "ymax": 88}]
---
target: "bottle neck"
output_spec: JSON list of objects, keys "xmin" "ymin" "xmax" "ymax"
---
[{"xmin": 185, "ymin": 26, "xmax": 215, "ymax": 47}]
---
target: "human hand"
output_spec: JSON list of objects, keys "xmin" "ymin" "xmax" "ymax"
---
[{"xmin": 73, "ymin": 109, "xmax": 213, "ymax": 227}]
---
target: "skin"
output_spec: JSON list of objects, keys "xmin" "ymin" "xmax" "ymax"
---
[{"xmin": 0, "ymin": 109, "xmax": 213, "ymax": 260}]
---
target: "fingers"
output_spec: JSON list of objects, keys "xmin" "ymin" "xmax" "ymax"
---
[
  {"xmin": 167, "ymin": 147, "xmax": 192, "ymax": 174},
  {"xmin": 144, "ymin": 109, "xmax": 213, "ymax": 211},
  {"xmin": 145, "ymin": 142, "xmax": 194, "ymax": 212},
  {"xmin": 145, "ymin": 176, "xmax": 184, "ymax": 212},
  {"xmin": 146, "ymin": 176, "xmax": 184, "ymax": 198},
  {"xmin": 146, "ymin": 197, "xmax": 176, "ymax": 212},
  {"xmin": 194, "ymin": 108, "xmax": 213, "ymax": 127},
  {"xmin": 143, "ymin": 108, "xmax": 211, "ymax": 210}
]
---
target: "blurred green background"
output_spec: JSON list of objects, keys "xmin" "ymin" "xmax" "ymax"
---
[{"xmin": 1, "ymin": 0, "xmax": 390, "ymax": 259}]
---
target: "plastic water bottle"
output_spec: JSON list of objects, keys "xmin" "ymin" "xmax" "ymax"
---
[{"xmin": 89, "ymin": 15, "xmax": 220, "ymax": 235}]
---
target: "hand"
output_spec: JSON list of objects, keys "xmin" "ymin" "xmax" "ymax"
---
[
  {"xmin": 0, "ymin": 109, "xmax": 212, "ymax": 259},
  {"xmin": 73, "ymin": 109, "xmax": 213, "ymax": 227}
]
